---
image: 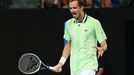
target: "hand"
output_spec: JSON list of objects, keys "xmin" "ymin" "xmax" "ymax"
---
[
  {"xmin": 53, "ymin": 63, "xmax": 62, "ymax": 73},
  {"xmin": 94, "ymin": 46, "xmax": 104, "ymax": 58}
]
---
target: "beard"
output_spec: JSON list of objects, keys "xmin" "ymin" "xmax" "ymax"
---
[
  {"xmin": 73, "ymin": 15, "xmax": 78, "ymax": 19},
  {"xmin": 73, "ymin": 14, "xmax": 81, "ymax": 20},
  {"xmin": 72, "ymin": 13, "xmax": 80, "ymax": 19}
]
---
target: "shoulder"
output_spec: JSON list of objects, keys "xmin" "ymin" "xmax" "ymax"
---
[
  {"xmin": 66, "ymin": 18, "xmax": 75, "ymax": 24},
  {"xmin": 87, "ymin": 15, "xmax": 100, "ymax": 23},
  {"xmin": 65, "ymin": 18, "xmax": 75, "ymax": 28},
  {"xmin": 87, "ymin": 15, "xmax": 101, "ymax": 27},
  {"xmin": 86, "ymin": 15, "xmax": 102, "ymax": 29}
]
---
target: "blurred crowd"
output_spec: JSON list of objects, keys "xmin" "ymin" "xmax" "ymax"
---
[{"xmin": 0, "ymin": 0, "xmax": 133, "ymax": 8}]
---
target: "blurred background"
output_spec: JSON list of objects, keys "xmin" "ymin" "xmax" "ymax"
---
[{"xmin": 0, "ymin": 0, "xmax": 133, "ymax": 8}]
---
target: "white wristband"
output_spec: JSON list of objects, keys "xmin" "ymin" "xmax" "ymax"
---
[{"xmin": 59, "ymin": 57, "xmax": 66, "ymax": 66}]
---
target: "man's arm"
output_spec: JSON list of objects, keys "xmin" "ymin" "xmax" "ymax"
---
[
  {"xmin": 100, "ymin": 40, "xmax": 107, "ymax": 51},
  {"xmin": 95, "ymin": 40, "xmax": 107, "ymax": 58},
  {"xmin": 53, "ymin": 41, "xmax": 71, "ymax": 72},
  {"xmin": 61, "ymin": 41, "xmax": 71, "ymax": 60}
]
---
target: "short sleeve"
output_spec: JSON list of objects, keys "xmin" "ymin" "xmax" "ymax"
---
[
  {"xmin": 63, "ymin": 22, "xmax": 71, "ymax": 41},
  {"xmin": 95, "ymin": 20, "xmax": 107, "ymax": 43}
]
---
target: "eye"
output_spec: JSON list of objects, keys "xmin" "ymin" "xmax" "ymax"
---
[{"xmin": 73, "ymin": 7, "xmax": 77, "ymax": 9}]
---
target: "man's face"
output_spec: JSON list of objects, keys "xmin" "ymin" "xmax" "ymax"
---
[{"xmin": 69, "ymin": 1, "xmax": 83, "ymax": 19}]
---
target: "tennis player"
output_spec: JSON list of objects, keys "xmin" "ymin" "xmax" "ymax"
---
[{"xmin": 53, "ymin": 0, "xmax": 107, "ymax": 75}]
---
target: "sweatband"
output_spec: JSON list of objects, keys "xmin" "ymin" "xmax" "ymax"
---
[{"xmin": 59, "ymin": 56, "xmax": 66, "ymax": 66}]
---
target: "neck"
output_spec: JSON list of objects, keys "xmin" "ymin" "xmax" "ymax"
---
[{"xmin": 77, "ymin": 11, "xmax": 85, "ymax": 22}]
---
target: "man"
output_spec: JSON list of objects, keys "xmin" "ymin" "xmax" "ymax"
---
[{"xmin": 53, "ymin": 0, "xmax": 107, "ymax": 75}]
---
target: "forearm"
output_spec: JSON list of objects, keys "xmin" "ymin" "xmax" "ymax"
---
[
  {"xmin": 62, "ymin": 41, "xmax": 71, "ymax": 59},
  {"xmin": 59, "ymin": 41, "xmax": 71, "ymax": 66},
  {"xmin": 100, "ymin": 40, "xmax": 107, "ymax": 51}
]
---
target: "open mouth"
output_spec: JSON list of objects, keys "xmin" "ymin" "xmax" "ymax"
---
[{"xmin": 72, "ymin": 12, "xmax": 77, "ymax": 15}]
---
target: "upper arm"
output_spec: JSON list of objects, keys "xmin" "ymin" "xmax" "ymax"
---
[
  {"xmin": 100, "ymin": 40, "xmax": 107, "ymax": 46},
  {"xmin": 66, "ymin": 41, "xmax": 71, "ymax": 46}
]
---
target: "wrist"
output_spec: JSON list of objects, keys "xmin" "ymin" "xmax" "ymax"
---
[
  {"xmin": 59, "ymin": 56, "xmax": 66, "ymax": 66},
  {"xmin": 57, "ymin": 63, "xmax": 62, "ymax": 68},
  {"xmin": 98, "ymin": 47, "xmax": 105, "ymax": 52}
]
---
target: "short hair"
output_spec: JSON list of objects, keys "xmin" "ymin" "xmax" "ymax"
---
[{"xmin": 69, "ymin": 0, "xmax": 85, "ymax": 7}]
